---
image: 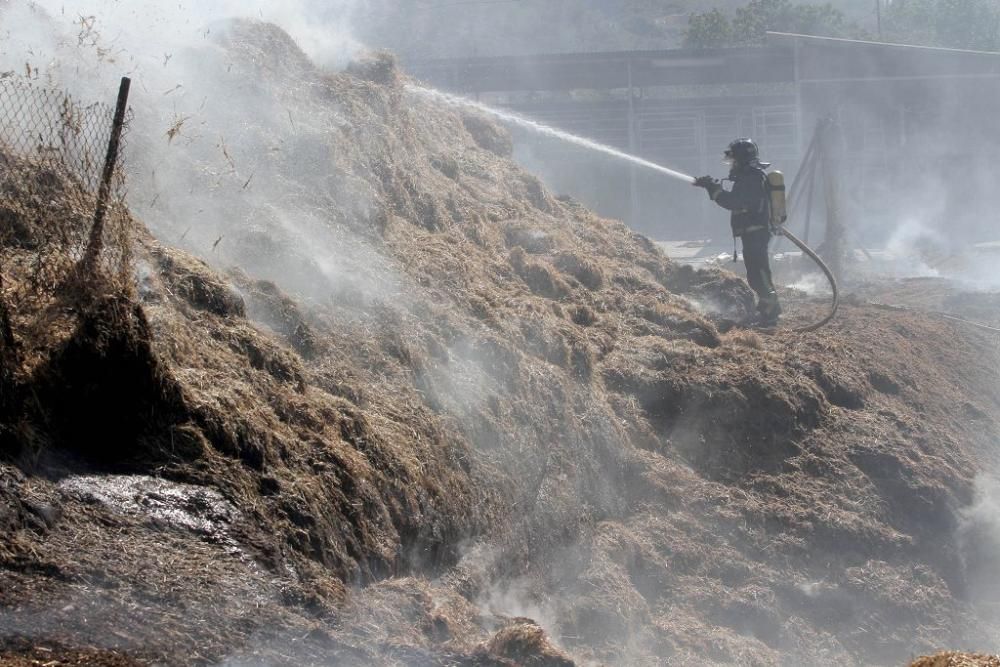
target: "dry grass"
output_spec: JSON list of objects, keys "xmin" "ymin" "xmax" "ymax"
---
[
  {"xmin": 2, "ymin": 19, "xmax": 1000, "ymax": 667},
  {"xmin": 911, "ymin": 654, "xmax": 1000, "ymax": 667},
  {"xmin": 484, "ymin": 621, "xmax": 575, "ymax": 666}
]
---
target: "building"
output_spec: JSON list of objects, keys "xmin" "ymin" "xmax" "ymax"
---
[{"xmin": 409, "ymin": 33, "xmax": 1000, "ymax": 246}]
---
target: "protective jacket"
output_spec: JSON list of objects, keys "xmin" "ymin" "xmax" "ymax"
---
[{"xmin": 709, "ymin": 163, "xmax": 771, "ymax": 237}]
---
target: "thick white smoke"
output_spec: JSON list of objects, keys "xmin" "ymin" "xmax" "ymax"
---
[
  {"xmin": 1, "ymin": 0, "xmax": 362, "ymax": 76},
  {"xmin": 959, "ymin": 475, "xmax": 1000, "ymax": 648},
  {"xmin": 0, "ymin": 0, "xmax": 410, "ymax": 304}
]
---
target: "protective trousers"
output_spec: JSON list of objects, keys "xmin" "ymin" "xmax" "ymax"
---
[{"xmin": 740, "ymin": 228, "xmax": 780, "ymax": 318}]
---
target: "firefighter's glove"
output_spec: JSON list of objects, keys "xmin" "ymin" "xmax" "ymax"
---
[{"xmin": 693, "ymin": 176, "xmax": 721, "ymax": 199}]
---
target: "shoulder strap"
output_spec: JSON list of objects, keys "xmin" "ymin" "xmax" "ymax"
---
[{"xmin": 752, "ymin": 167, "xmax": 771, "ymax": 214}]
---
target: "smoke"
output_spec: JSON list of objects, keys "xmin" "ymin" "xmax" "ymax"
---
[
  {"xmin": 5, "ymin": 3, "xmax": 1000, "ymax": 665},
  {"xmin": 883, "ymin": 218, "xmax": 946, "ymax": 278},
  {"xmin": 0, "ymin": 0, "xmax": 411, "ymax": 305},
  {"xmin": 788, "ymin": 271, "xmax": 834, "ymax": 295},
  {"xmin": 477, "ymin": 575, "xmax": 561, "ymax": 636},
  {"xmin": 1, "ymin": 0, "xmax": 363, "ymax": 74},
  {"xmin": 959, "ymin": 474, "xmax": 1000, "ymax": 646}
]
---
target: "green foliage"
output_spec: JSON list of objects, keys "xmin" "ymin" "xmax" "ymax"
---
[
  {"xmin": 685, "ymin": 0, "xmax": 853, "ymax": 48},
  {"xmin": 685, "ymin": 9, "xmax": 734, "ymax": 48},
  {"xmin": 885, "ymin": 0, "xmax": 1000, "ymax": 50},
  {"xmin": 685, "ymin": 0, "xmax": 1000, "ymax": 50}
]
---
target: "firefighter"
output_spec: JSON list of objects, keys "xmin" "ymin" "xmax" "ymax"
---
[{"xmin": 693, "ymin": 138, "xmax": 781, "ymax": 325}]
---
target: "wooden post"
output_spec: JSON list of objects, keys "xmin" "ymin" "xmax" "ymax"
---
[
  {"xmin": 774, "ymin": 122, "xmax": 820, "ymax": 253},
  {"xmin": 802, "ymin": 152, "xmax": 817, "ymax": 245},
  {"xmin": 83, "ymin": 76, "xmax": 131, "ymax": 268},
  {"xmin": 818, "ymin": 118, "xmax": 846, "ymax": 280},
  {"xmin": 793, "ymin": 36, "xmax": 804, "ymax": 154},
  {"xmin": 786, "ymin": 124, "xmax": 820, "ymax": 205}
]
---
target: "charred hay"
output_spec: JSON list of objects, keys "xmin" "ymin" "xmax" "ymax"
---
[{"xmin": 2, "ymin": 19, "xmax": 1000, "ymax": 666}]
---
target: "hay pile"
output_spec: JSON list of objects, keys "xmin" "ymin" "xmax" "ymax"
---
[
  {"xmin": 911, "ymin": 654, "xmax": 1000, "ymax": 667},
  {"xmin": 2, "ymin": 19, "xmax": 1000, "ymax": 666}
]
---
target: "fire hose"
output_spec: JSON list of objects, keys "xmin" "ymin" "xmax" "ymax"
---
[{"xmin": 776, "ymin": 226, "xmax": 840, "ymax": 333}]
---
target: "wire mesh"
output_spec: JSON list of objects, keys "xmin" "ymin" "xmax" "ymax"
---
[{"xmin": 0, "ymin": 76, "xmax": 133, "ymax": 347}]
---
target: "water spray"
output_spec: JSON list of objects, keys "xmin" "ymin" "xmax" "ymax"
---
[{"xmin": 407, "ymin": 85, "xmax": 696, "ymax": 185}]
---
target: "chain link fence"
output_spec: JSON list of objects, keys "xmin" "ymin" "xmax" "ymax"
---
[{"xmin": 0, "ymin": 76, "xmax": 133, "ymax": 364}]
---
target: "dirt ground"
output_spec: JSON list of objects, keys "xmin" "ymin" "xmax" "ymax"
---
[{"xmin": 2, "ymin": 19, "xmax": 1000, "ymax": 666}]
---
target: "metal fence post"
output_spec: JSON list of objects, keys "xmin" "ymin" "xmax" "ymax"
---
[
  {"xmin": 83, "ymin": 76, "xmax": 131, "ymax": 268},
  {"xmin": 819, "ymin": 118, "xmax": 845, "ymax": 280}
]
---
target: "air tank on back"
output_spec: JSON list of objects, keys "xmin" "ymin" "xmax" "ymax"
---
[{"xmin": 767, "ymin": 171, "xmax": 787, "ymax": 227}]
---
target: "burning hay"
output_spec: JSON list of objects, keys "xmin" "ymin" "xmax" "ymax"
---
[{"xmin": 2, "ymin": 16, "xmax": 1000, "ymax": 667}]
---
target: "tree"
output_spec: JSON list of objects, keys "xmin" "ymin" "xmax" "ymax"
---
[
  {"xmin": 684, "ymin": 0, "xmax": 1000, "ymax": 51},
  {"xmin": 685, "ymin": 0, "xmax": 857, "ymax": 48},
  {"xmin": 685, "ymin": 9, "xmax": 734, "ymax": 48},
  {"xmin": 885, "ymin": 0, "xmax": 1000, "ymax": 50}
]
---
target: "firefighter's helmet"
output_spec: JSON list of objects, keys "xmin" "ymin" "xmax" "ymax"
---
[{"xmin": 724, "ymin": 138, "xmax": 760, "ymax": 165}]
